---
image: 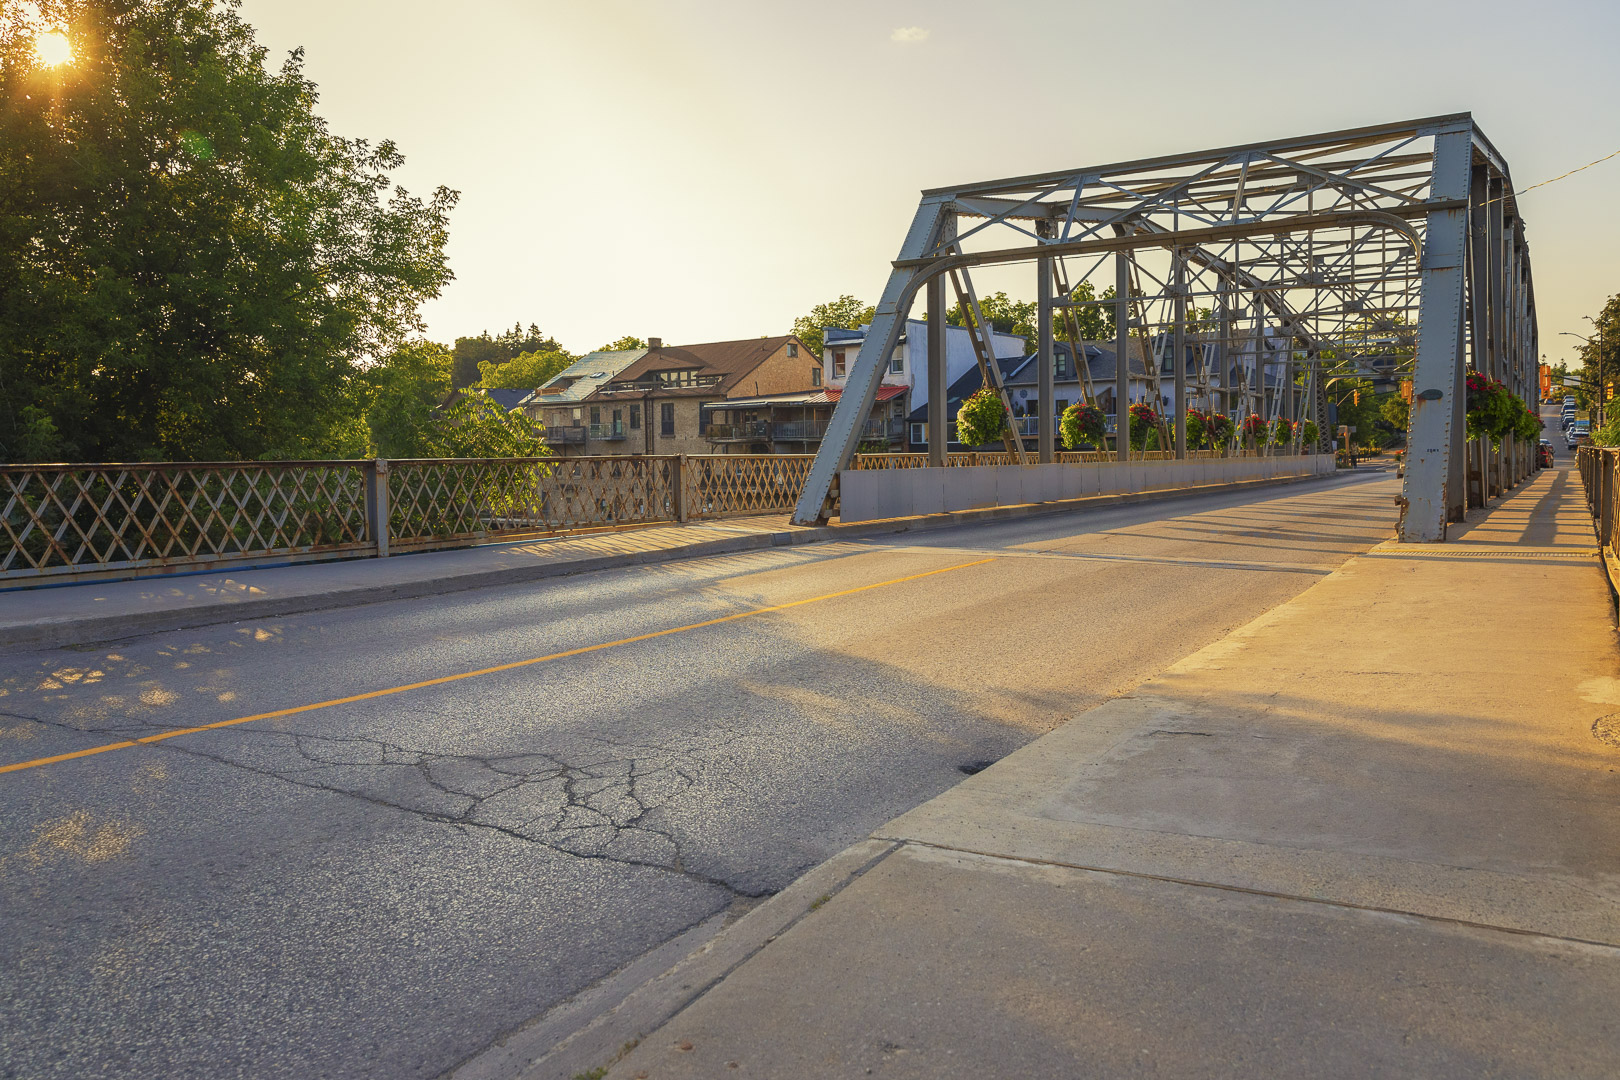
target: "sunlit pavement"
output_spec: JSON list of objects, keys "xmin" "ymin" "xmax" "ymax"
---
[
  {"xmin": 0, "ymin": 473, "xmax": 1396, "ymax": 1080},
  {"xmin": 605, "ymin": 458, "xmax": 1620, "ymax": 1080}
]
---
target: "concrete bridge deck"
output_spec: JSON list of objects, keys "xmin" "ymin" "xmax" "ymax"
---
[{"xmin": 592, "ymin": 461, "xmax": 1620, "ymax": 1080}]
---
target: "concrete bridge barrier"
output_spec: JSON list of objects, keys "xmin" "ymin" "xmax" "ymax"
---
[{"xmin": 837, "ymin": 454, "xmax": 1337, "ymax": 523}]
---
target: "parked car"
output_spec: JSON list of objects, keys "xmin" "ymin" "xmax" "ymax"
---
[{"xmin": 1569, "ymin": 425, "xmax": 1591, "ymax": 450}]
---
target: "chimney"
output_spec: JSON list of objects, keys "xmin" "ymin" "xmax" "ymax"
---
[{"xmin": 648, "ymin": 337, "xmax": 662, "ymax": 349}]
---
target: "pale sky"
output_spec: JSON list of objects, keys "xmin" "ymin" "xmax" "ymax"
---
[{"xmin": 238, "ymin": 0, "xmax": 1620, "ymax": 365}]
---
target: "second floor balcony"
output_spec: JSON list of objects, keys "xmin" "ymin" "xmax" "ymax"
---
[
  {"xmin": 590, "ymin": 421, "xmax": 628, "ymax": 441},
  {"xmin": 546, "ymin": 425, "xmax": 587, "ymax": 446}
]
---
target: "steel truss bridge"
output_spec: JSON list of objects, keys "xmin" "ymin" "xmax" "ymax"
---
[{"xmin": 791, "ymin": 113, "xmax": 1538, "ymax": 541}]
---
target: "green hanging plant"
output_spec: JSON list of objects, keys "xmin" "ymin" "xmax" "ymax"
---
[
  {"xmin": 956, "ymin": 388, "xmax": 1009, "ymax": 447},
  {"xmin": 1060, "ymin": 402, "xmax": 1108, "ymax": 449}
]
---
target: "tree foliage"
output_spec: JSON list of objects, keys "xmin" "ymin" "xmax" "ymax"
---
[
  {"xmin": 361, "ymin": 340, "xmax": 453, "ymax": 458},
  {"xmin": 596, "ymin": 335, "xmax": 648, "ymax": 353},
  {"xmin": 425, "ymin": 394, "xmax": 550, "ymax": 459},
  {"xmin": 0, "ymin": 0, "xmax": 457, "ymax": 462},
  {"xmin": 451, "ymin": 323, "xmax": 564, "ymax": 388},
  {"xmin": 475, "ymin": 348, "xmax": 575, "ymax": 390},
  {"xmin": 793, "ymin": 296, "xmax": 874, "ymax": 360},
  {"xmin": 947, "ymin": 286, "xmax": 1120, "ymax": 354}
]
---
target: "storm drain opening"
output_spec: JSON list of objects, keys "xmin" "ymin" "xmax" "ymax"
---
[{"xmin": 958, "ymin": 760, "xmax": 998, "ymax": 775}]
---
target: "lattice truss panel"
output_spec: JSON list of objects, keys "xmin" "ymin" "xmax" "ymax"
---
[
  {"xmin": 929, "ymin": 123, "xmax": 1448, "ymax": 428},
  {"xmin": 388, "ymin": 457, "xmax": 678, "ymax": 544},
  {"xmin": 0, "ymin": 464, "xmax": 370, "ymax": 578},
  {"xmin": 684, "ymin": 455, "xmax": 813, "ymax": 517}
]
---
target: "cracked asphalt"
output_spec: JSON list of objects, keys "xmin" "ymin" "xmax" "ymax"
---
[{"xmin": 0, "ymin": 473, "xmax": 1395, "ymax": 1080}]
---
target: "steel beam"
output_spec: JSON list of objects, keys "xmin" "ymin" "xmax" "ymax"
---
[
  {"xmin": 1399, "ymin": 129, "xmax": 1472, "ymax": 540},
  {"xmin": 1115, "ymin": 252, "xmax": 1131, "ymax": 462},
  {"xmin": 1037, "ymin": 220, "xmax": 1056, "ymax": 462},
  {"xmin": 792, "ymin": 197, "xmax": 948, "ymax": 525}
]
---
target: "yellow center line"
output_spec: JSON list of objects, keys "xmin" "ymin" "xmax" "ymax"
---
[{"xmin": 1, "ymin": 556, "xmax": 998, "ymax": 777}]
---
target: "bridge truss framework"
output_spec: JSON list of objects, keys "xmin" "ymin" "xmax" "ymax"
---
[{"xmin": 791, "ymin": 113, "xmax": 1538, "ymax": 541}]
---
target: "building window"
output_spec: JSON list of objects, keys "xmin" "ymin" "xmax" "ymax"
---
[
  {"xmin": 811, "ymin": 367, "xmax": 822, "ymax": 387},
  {"xmin": 1056, "ymin": 398, "xmax": 1069, "ymax": 417},
  {"xmin": 590, "ymin": 406, "xmax": 600, "ymax": 426},
  {"xmin": 910, "ymin": 422, "xmax": 926, "ymax": 445},
  {"xmin": 891, "ymin": 349, "xmax": 904, "ymax": 374},
  {"xmin": 832, "ymin": 349, "xmax": 846, "ymax": 378},
  {"xmin": 661, "ymin": 402, "xmax": 675, "ymax": 436},
  {"xmin": 787, "ymin": 343, "xmax": 798, "ymax": 358},
  {"xmin": 629, "ymin": 404, "xmax": 640, "ymax": 429}
]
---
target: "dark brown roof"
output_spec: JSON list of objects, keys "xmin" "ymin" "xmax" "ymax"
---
[
  {"xmin": 660, "ymin": 336, "xmax": 802, "ymax": 393},
  {"xmin": 609, "ymin": 350, "xmax": 708, "ymax": 383}
]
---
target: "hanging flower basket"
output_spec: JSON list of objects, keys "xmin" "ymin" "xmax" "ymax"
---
[
  {"xmin": 1240, "ymin": 413, "xmax": 1268, "ymax": 446},
  {"xmin": 956, "ymin": 387, "xmax": 1008, "ymax": 447},
  {"xmin": 1128, "ymin": 403, "xmax": 1159, "ymax": 451},
  {"xmin": 1464, "ymin": 372, "xmax": 1523, "ymax": 448},
  {"xmin": 1185, "ymin": 408, "xmax": 1211, "ymax": 450},
  {"xmin": 1208, "ymin": 411, "xmax": 1235, "ymax": 450},
  {"xmin": 1301, "ymin": 419, "xmax": 1320, "ymax": 446},
  {"xmin": 1270, "ymin": 417, "xmax": 1296, "ymax": 447},
  {"xmin": 1060, "ymin": 401, "xmax": 1108, "ymax": 450}
]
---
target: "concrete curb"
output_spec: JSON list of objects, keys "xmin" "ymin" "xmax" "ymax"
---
[
  {"xmin": 5, "ymin": 468, "xmax": 1363, "ymax": 650},
  {"xmin": 447, "ymin": 839, "xmax": 901, "ymax": 1080}
]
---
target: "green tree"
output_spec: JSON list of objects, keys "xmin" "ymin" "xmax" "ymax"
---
[
  {"xmin": 426, "ymin": 395, "xmax": 549, "ymax": 458},
  {"xmin": 1573, "ymin": 294, "xmax": 1620, "ymax": 412},
  {"xmin": 362, "ymin": 340, "xmax": 454, "ymax": 458},
  {"xmin": 1060, "ymin": 281, "xmax": 1118, "ymax": 342},
  {"xmin": 0, "ymin": 1, "xmax": 457, "ymax": 462},
  {"xmin": 793, "ymin": 296, "xmax": 875, "ymax": 360},
  {"xmin": 946, "ymin": 291, "xmax": 1038, "ymax": 349},
  {"xmin": 475, "ymin": 348, "xmax": 575, "ymax": 390},
  {"xmin": 596, "ymin": 335, "xmax": 648, "ymax": 353},
  {"xmin": 451, "ymin": 323, "xmax": 565, "ymax": 388}
]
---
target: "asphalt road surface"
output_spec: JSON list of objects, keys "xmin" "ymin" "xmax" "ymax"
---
[{"xmin": 0, "ymin": 471, "xmax": 1397, "ymax": 1080}]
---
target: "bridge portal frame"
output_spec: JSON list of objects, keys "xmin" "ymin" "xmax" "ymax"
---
[{"xmin": 790, "ymin": 113, "xmax": 1538, "ymax": 541}]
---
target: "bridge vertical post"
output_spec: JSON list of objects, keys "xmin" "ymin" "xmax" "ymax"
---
[
  {"xmin": 673, "ymin": 454, "xmax": 688, "ymax": 523},
  {"xmin": 927, "ymin": 270, "xmax": 947, "ymax": 467},
  {"xmin": 1399, "ymin": 124, "xmax": 1472, "ymax": 541},
  {"xmin": 1216, "ymin": 274, "xmax": 1230, "ymax": 440},
  {"xmin": 1173, "ymin": 249, "xmax": 1187, "ymax": 459},
  {"xmin": 1115, "ymin": 251, "xmax": 1131, "ymax": 463},
  {"xmin": 1037, "ymin": 220, "xmax": 1055, "ymax": 463},
  {"xmin": 367, "ymin": 458, "xmax": 390, "ymax": 558}
]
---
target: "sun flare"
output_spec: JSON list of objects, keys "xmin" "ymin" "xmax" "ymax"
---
[{"xmin": 34, "ymin": 30, "xmax": 73, "ymax": 67}]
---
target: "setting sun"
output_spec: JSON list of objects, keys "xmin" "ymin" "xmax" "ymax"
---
[{"xmin": 34, "ymin": 30, "xmax": 73, "ymax": 67}]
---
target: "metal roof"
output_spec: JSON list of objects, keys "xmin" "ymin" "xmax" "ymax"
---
[{"xmin": 521, "ymin": 349, "xmax": 648, "ymax": 405}]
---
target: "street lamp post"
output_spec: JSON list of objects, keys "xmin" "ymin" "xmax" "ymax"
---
[{"xmin": 1563, "ymin": 324, "xmax": 1606, "ymax": 428}]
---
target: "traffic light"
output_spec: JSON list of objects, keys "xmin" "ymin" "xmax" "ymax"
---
[{"xmin": 1352, "ymin": 390, "xmax": 1359, "ymax": 406}]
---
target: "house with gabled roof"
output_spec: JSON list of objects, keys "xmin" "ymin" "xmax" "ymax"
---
[{"xmin": 530, "ymin": 336, "xmax": 824, "ymax": 456}]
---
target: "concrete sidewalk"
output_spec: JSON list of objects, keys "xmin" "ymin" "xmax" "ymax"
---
[
  {"xmin": 0, "ymin": 468, "xmax": 1362, "ymax": 650},
  {"xmin": 573, "ymin": 464, "xmax": 1620, "ymax": 1080}
]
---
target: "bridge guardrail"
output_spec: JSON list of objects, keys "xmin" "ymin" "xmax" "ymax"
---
[
  {"xmin": 1578, "ymin": 446, "xmax": 1620, "ymax": 559},
  {"xmin": 2, "ymin": 447, "xmax": 1326, "ymax": 584}
]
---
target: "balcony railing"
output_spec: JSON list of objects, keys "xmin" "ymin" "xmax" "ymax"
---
[
  {"xmin": 546, "ymin": 426, "xmax": 587, "ymax": 445},
  {"xmin": 589, "ymin": 422, "xmax": 627, "ymax": 441},
  {"xmin": 705, "ymin": 421, "xmax": 773, "ymax": 442}
]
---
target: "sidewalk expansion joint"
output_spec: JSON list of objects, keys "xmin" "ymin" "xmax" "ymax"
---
[{"xmin": 879, "ymin": 837, "xmax": 1620, "ymax": 953}]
